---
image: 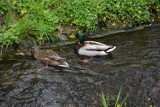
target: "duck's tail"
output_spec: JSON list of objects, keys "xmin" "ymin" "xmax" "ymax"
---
[
  {"xmin": 105, "ymin": 46, "xmax": 116, "ymax": 53},
  {"xmin": 59, "ymin": 61, "xmax": 69, "ymax": 68}
]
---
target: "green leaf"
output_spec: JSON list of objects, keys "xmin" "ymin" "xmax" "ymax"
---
[{"xmin": 101, "ymin": 91, "xmax": 108, "ymax": 107}]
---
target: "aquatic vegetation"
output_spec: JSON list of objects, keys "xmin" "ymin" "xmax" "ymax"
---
[
  {"xmin": 101, "ymin": 91, "xmax": 108, "ymax": 107},
  {"xmin": 101, "ymin": 87, "xmax": 130, "ymax": 107}
]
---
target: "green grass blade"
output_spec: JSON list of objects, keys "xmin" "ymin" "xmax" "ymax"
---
[
  {"xmin": 101, "ymin": 91, "xmax": 108, "ymax": 107},
  {"xmin": 115, "ymin": 87, "xmax": 122, "ymax": 107},
  {"xmin": 120, "ymin": 90, "xmax": 131, "ymax": 106}
]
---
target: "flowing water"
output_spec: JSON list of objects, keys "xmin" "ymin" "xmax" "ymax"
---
[{"xmin": 0, "ymin": 23, "xmax": 160, "ymax": 107}]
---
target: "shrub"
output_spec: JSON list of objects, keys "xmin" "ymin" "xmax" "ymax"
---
[
  {"xmin": 0, "ymin": 0, "xmax": 7, "ymax": 17},
  {"xmin": 13, "ymin": 0, "xmax": 60, "ymax": 42},
  {"xmin": 0, "ymin": 0, "xmax": 60, "ymax": 52}
]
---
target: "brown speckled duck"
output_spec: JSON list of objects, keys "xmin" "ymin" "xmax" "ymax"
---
[{"xmin": 31, "ymin": 46, "xmax": 69, "ymax": 71}]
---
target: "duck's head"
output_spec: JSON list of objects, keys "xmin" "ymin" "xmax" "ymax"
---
[
  {"xmin": 75, "ymin": 33, "xmax": 86, "ymax": 45},
  {"xmin": 30, "ymin": 46, "xmax": 40, "ymax": 55}
]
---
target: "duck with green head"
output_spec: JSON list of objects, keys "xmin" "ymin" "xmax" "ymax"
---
[{"xmin": 74, "ymin": 33, "xmax": 116, "ymax": 62}]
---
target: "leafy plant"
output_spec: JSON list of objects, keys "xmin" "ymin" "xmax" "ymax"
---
[
  {"xmin": 56, "ymin": 0, "xmax": 160, "ymax": 30},
  {"xmin": 0, "ymin": 0, "xmax": 61, "ymax": 52},
  {"xmin": 56, "ymin": 0, "xmax": 102, "ymax": 31},
  {"xmin": 13, "ymin": 0, "xmax": 60, "ymax": 41},
  {"xmin": 0, "ymin": 0, "xmax": 7, "ymax": 17},
  {"xmin": 0, "ymin": 18, "xmax": 31, "ymax": 53},
  {"xmin": 101, "ymin": 87, "xmax": 130, "ymax": 107}
]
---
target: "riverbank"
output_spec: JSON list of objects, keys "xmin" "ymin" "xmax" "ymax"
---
[
  {"xmin": 0, "ymin": 20, "xmax": 159, "ymax": 58},
  {"xmin": 0, "ymin": 0, "xmax": 160, "ymax": 54}
]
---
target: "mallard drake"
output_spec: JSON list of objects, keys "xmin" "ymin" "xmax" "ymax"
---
[
  {"xmin": 74, "ymin": 33, "xmax": 116, "ymax": 62},
  {"xmin": 31, "ymin": 46, "xmax": 69, "ymax": 71}
]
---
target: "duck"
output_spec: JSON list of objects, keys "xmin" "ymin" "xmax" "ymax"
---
[
  {"xmin": 74, "ymin": 33, "xmax": 116, "ymax": 63},
  {"xmin": 30, "ymin": 46, "xmax": 69, "ymax": 71}
]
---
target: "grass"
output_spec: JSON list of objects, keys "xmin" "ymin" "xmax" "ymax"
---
[{"xmin": 101, "ymin": 87, "xmax": 130, "ymax": 107}]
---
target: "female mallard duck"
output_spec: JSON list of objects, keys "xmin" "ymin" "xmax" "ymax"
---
[
  {"xmin": 31, "ymin": 46, "xmax": 69, "ymax": 71},
  {"xmin": 74, "ymin": 33, "xmax": 116, "ymax": 62}
]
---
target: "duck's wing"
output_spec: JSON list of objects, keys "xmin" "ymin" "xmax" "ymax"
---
[
  {"xmin": 45, "ymin": 50, "xmax": 65, "ymax": 60},
  {"xmin": 50, "ymin": 60, "xmax": 69, "ymax": 67},
  {"xmin": 85, "ymin": 41, "xmax": 107, "ymax": 46},
  {"xmin": 44, "ymin": 50, "xmax": 69, "ymax": 67},
  {"xmin": 33, "ymin": 52, "xmax": 52, "ymax": 66},
  {"xmin": 83, "ymin": 41, "xmax": 115, "ymax": 51},
  {"xmin": 34, "ymin": 52, "xmax": 48, "ymax": 61}
]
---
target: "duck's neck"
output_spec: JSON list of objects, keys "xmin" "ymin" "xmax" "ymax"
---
[
  {"xmin": 78, "ymin": 41, "xmax": 83, "ymax": 45},
  {"xmin": 76, "ymin": 33, "xmax": 86, "ymax": 45},
  {"xmin": 79, "ymin": 38, "xmax": 85, "ymax": 45},
  {"xmin": 31, "ymin": 46, "xmax": 40, "ymax": 54}
]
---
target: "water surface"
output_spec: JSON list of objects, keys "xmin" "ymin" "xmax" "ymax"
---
[{"xmin": 0, "ymin": 23, "xmax": 160, "ymax": 107}]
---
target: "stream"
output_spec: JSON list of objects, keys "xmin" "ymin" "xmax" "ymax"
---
[{"xmin": 0, "ymin": 23, "xmax": 160, "ymax": 107}]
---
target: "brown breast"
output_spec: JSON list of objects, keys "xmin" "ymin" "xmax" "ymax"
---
[{"xmin": 74, "ymin": 42, "xmax": 82, "ymax": 54}]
